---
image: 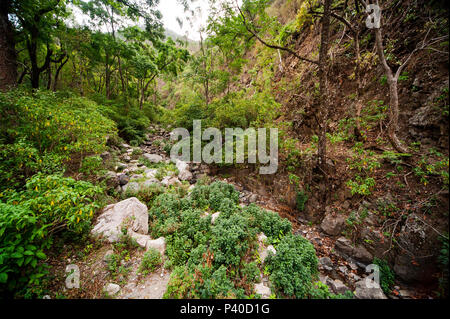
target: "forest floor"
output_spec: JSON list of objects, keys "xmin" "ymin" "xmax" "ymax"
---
[{"xmin": 41, "ymin": 125, "xmax": 436, "ymax": 299}]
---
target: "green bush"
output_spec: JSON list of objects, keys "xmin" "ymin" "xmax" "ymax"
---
[
  {"xmin": 0, "ymin": 89, "xmax": 118, "ymax": 189},
  {"xmin": 373, "ymin": 257, "xmax": 395, "ymax": 294},
  {"xmin": 266, "ymin": 234, "xmax": 318, "ymax": 298},
  {"xmin": 139, "ymin": 248, "xmax": 162, "ymax": 276},
  {"xmin": 0, "ymin": 174, "xmax": 103, "ymax": 296}
]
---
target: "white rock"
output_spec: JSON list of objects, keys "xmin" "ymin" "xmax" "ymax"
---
[
  {"xmin": 260, "ymin": 245, "xmax": 276, "ymax": 263},
  {"xmin": 122, "ymin": 182, "xmax": 140, "ymax": 194},
  {"xmin": 354, "ymin": 279, "xmax": 387, "ymax": 299},
  {"xmin": 211, "ymin": 212, "xmax": 220, "ymax": 224},
  {"xmin": 104, "ymin": 283, "xmax": 120, "ymax": 296},
  {"xmin": 178, "ymin": 169, "xmax": 193, "ymax": 181},
  {"xmin": 161, "ymin": 176, "xmax": 181, "ymax": 187},
  {"xmin": 175, "ymin": 159, "xmax": 189, "ymax": 172},
  {"xmin": 254, "ymin": 283, "xmax": 271, "ymax": 299},
  {"xmin": 147, "ymin": 237, "xmax": 166, "ymax": 255},
  {"xmin": 258, "ymin": 233, "xmax": 268, "ymax": 243},
  {"xmin": 91, "ymin": 197, "xmax": 148, "ymax": 243},
  {"xmin": 145, "ymin": 169, "xmax": 158, "ymax": 179}
]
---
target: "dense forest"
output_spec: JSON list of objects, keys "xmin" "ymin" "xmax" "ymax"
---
[{"xmin": 0, "ymin": 0, "xmax": 448, "ymax": 300}]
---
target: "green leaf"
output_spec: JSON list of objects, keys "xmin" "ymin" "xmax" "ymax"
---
[
  {"xmin": 0, "ymin": 272, "xmax": 8, "ymax": 283},
  {"xmin": 36, "ymin": 251, "xmax": 46, "ymax": 260}
]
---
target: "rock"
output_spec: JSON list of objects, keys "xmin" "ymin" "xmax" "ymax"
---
[
  {"xmin": 146, "ymin": 237, "xmax": 166, "ymax": 255},
  {"xmin": 118, "ymin": 174, "xmax": 129, "ymax": 186},
  {"xmin": 319, "ymin": 257, "xmax": 333, "ymax": 271},
  {"xmin": 130, "ymin": 174, "xmax": 143, "ymax": 181},
  {"xmin": 211, "ymin": 212, "xmax": 220, "ymax": 225},
  {"xmin": 122, "ymin": 182, "xmax": 140, "ymax": 194},
  {"xmin": 335, "ymin": 237, "xmax": 354, "ymax": 256},
  {"xmin": 254, "ymin": 283, "xmax": 271, "ymax": 299},
  {"xmin": 258, "ymin": 233, "xmax": 268, "ymax": 243},
  {"xmin": 175, "ymin": 159, "xmax": 189, "ymax": 172},
  {"xmin": 103, "ymin": 171, "xmax": 119, "ymax": 188},
  {"xmin": 121, "ymin": 143, "xmax": 131, "ymax": 149},
  {"xmin": 161, "ymin": 176, "xmax": 181, "ymax": 187},
  {"xmin": 320, "ymin": 213, "xmax": 346, "ymax": 236},
  {"xmin": 143, "ymin": 153, "xmax": 163, "ymax": 163},
  {"xmin": 145, "ymin": 169, "xmax": 158, "ymax": 179},
  {"xmin": 123, "ymin": 155, "xmax": 131, "ymax": 163},
  {"xmin": 104, "ymin": 283, "xmax": 120, "ymax": 296},
  {"xmin": 115, "ymin": 163, "xmax": 127, "ymax": 172},
  {"xmin": 91, "ymin": 197, "xmax": 148, "ymax": 243},
  {"xmin": 178, "ymin": 169, "xmax": 193, "ymax": 181},
  {"xmin": 142, "ymin": 179, "xmax": 160, "ymax": 188},
  {"xmin": 398, "ymin": 289, "xmax": 413, "ymax": 299},
  {"xmin": 354, "ymin": 279, "xmax": 387, "ymax": 299},
  {"xmin": 338, "ymin": 265, "xmax": 349, "ymax": 275},
  {"xmin": 260, "ymin": 245, "xmax": 276, "ymax": 263},
  {"xmin": 328, "ymin": 279, "xmax": 351, "ymax": 295},
  {"xmin": 334, "ymin": 237, "xmax": 373, "ymax": 265},
  {"xmin": 249, "ymin": 194, "xmax": 258, "ymax": 203},
  {"xmin": 352, "ymin": 245, "xmax": 373, "ymax": 264},
  {"xmin": 409, "ymin": 104, "xmax": 444, "ymax": 128}
]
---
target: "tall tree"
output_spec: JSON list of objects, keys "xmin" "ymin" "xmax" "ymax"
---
[{"xmin": 0, "ymin": 0, "xmax": 17, "ymax": 91}]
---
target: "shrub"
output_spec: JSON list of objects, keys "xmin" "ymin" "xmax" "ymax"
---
[
  {"xmin": 0, "ymin": 174, "xmax": 103, "ymax": 296},
  {"xmin": 139, "ymin": 248, "xmax": 162, "ymax": 276},
  {"xmin": 266, "ymin": 234, "xmax": 318, "ymax": 298},
  {"xmin": 373, "ymin": 257, "xmax": 395, "ymax": 294},
  {"xmin": 0, "ymin": 89, "xmax": 117, "ymax": 188}
]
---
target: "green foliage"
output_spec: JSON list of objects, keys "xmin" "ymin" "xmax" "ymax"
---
[
  {"xmin": 296, "ymin": 191, "xmax": 308, "ymax": 212},
  {"xmin": 266, "ymin": 234, "xmax": 318, "ymax": 298},
  {"xmin": 346, "ymin": 175, "xmax": 376, "ymax": 196},
  {"xmin": 437, "ymin": 235, "xmax": 449, "ymax": 297},
  {"xmin": 139, "ymin": 248, "xmax": 162, "ymax": 276},
  {"xmin": 373, "ymin": 257, "xmax": 395, "ymax": 294},
  {"xmin": 0, "ymin": 89, "xmax": 118, "ymax": 189},
  {"xmin": 0, "ymin": 174, "xmax": 102, "ymax": 296}
]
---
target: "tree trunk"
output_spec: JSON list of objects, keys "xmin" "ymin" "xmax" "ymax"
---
[
  {"xmin": 374, "ymin": 27, "xmax": 409, "ymax": 153},
  {"xmin": 0, "ymin": 2, "xmax": 16, "ymax": 91},
  {"xmin": 317, "ymin": 0, "xmax": 332, "ymax": 167},
  {"xmin": 53, "ymin": 56, "xmax": 68, "ymax": 91}
]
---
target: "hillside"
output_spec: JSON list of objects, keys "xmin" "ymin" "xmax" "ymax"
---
[{"xmin": 0, "ymin": 0, "xmax": 448, "ymax": 302}]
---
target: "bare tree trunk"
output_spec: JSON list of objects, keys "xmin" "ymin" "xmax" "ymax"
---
[
  {"xmin": 374, "ymin": 27, "xmax": 409, "ymax": 153},
  {"xmin": 317, "ymin": 0, "xmax": 332, "ymax": 167},
  {"xmin": 0, "ymin": 1, "xmax": 17, "ymax": 91}
]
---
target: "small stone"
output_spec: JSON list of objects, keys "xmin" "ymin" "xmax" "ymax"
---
[
  {"xmin": 328, "ymin": 279, "xmax": 351, "ymax": 295},
  {"xmin": 118, "ymin": 174, "xmax": 129, "ymax": 186},
  {"xmin": 249, "ymin": 194, "xmax": 258, "ymax": 203},
  {"xmin": 143, "ymin": 153, "xmax": 163, "ymax": 163},
  {"xmin": 104, "ymin": 283, "xmax": 120, "ymax": 296},
  {"xmin": 146, "ymin": 237, "xmax": 166, "ymax": 255},
  {"xmin": 254, "ymin": 283, "xmax": 271, "ymax": 299}
]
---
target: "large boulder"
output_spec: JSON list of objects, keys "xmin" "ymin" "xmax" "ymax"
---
[
  {"xmin": 91, "ymin": 197, "xmax": 148, "ymax": 242},
  {"xmin": 320, "ymin": 213, "xmax": 346, "ymax": 236}
]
